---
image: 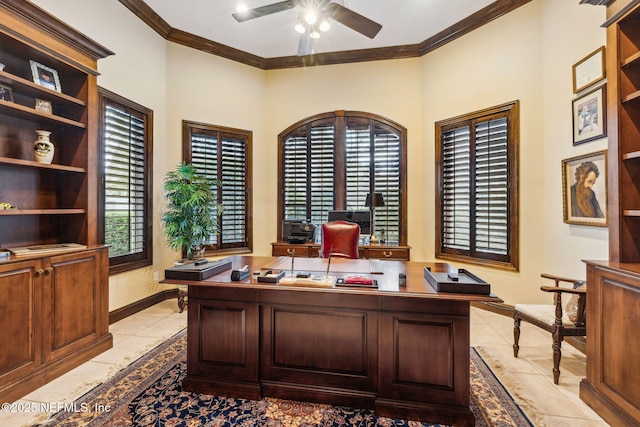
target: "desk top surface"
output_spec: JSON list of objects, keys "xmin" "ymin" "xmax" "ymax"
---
[{"xmin": 161, "ymin": 255, "xmax": 502, "ymax": 303}]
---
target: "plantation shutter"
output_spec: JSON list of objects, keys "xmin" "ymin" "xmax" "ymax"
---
[
  {"xmin": 191, "ymin": 133, "xmax": 219, "ymax": 245},
  {"xmin": 437, "ymin": 102, "xmax": 517, "ymax": 269},
  {"xmin": 345, "ymin": 119, "xmax": 371, "ymax": 210},
  {"xmin": 475, "ymin": 117, "xmax": 509, "ymax": 257},
  {"xmin": 220, "ymin": 135, "xmax": 248, "ymax": 247},
  {"xmin": 280, "ymin": 112, "xmax": 406, "ymax": 244},
  {"xmin": 283, "ymin": 121, "xmax": 335, "ymax": 225},
  {"xmin": 441, "ymin": 125, "xmax": 471, "ymax": 251},
  {"xmin": 103, "ymin": 103, "xmax": 147, "ymax": 259},
  {"xmin": 309, "ymin": 124, "xmax": 335, "ymax": 225},
  {"xmin": 190, "ymin": 131, "xmax": 249, "ymax": 249},
  {"xmin": 373, "ymin": 124, "xmax": 401, "ymax": 243}
]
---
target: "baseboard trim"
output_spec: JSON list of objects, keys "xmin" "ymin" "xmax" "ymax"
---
[
  {"xmin": 109, "ymin": 289, "xmax": 179, "ymax": 324},
  {"xmin": 471, "ymin": 301, "xmax": 586, "ymax": 354}
]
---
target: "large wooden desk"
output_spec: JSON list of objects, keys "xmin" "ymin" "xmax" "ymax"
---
[{"xmin": 162, "ymin": 256, "xmax": 501, "ymax": 427}]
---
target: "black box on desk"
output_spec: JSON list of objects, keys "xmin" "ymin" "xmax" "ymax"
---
[
  {"xmin": 423, "ymin": 267, "xmax": 490, "ymax": 295},
  {"xmin": 165, "ymin": 259, "xmax": 232, "ymax": 281}
]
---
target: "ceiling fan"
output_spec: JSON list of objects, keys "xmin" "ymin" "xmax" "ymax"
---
[{"xmin": 232, "ymin": 0, "xmax": 383, "ymax": 56}]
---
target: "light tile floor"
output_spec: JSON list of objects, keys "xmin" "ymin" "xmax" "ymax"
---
[{"xmin": 0, "ymin": 300, "xmax": 609, "ymax": 426}]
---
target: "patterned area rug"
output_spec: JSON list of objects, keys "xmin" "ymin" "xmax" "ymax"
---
[{"xmin": 37, "ymin": 329, "xmax": 531, "ymax": 427}]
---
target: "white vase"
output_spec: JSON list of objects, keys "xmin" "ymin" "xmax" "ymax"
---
[{"xmin": 34, "ymin": 130, "xmax": 54, "ymax": 164}]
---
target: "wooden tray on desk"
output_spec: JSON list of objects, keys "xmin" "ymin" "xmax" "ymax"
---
[{"xmin": 423, "ymin": 267, "xmax": 490, "ymax": 295}]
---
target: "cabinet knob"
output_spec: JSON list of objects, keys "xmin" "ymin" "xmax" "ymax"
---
[
  {"xmin": 46, "ymin": 267, "xmax": 54, "ymax": 273},
  {"xmin": 36, "ymin": 269, "xmax": 45, "ymax": 276},
  {"xmin": 383, "ymin": 251, "xmax": 392, "ymax": 258}
]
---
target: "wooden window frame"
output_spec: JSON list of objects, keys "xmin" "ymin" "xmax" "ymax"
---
[
  {"xmin": 183, "ymin": 120, "xmax": 253, "ymax": 255},
  {"xmin": 277, "ymin": 110, "xmax": 407, "ymax": 245},
  {"xmin": 98, "ymin": 87, "xmax": 154, "ymax": 274},
  {"xmin": 435, "ymin": 101, "xmax": 519, "ymax": 271}
]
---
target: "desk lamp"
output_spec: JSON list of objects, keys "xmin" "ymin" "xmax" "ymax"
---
[{"xmin": 365, "ymin": 192, "xmax": 385, "ymax": 244}]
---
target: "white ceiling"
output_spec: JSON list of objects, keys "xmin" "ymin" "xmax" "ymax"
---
[{"xmin": 143, "ymin": 0, "xmax": 496, "ymax": 58}]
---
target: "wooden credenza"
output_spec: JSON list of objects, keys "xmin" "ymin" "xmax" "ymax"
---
[
  {"xmin": 0, "ymin": 247, "xmax": 112, "ymax": 403},
  {"xmin": 271, "ymin": 241, "xmax": 411, "ymax": 260},
  {"xmin": 581, "ymin": 261, "xmax": 640, "ymax": 426},
  {"xmin": 163, "ymin": 255, "xmax": 501, "ymax": 427}
]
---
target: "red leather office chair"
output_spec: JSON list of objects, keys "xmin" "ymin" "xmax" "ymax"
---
[{"xmin": 320, "ymin": 220, "xmax": 360, "ymax": 259}]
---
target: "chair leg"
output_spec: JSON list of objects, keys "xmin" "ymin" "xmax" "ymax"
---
[
  {"xmin": 552, "ymin": 330, "xmax": 562, "ymax": 384},
  {"xmin": 513, "ymin": 315, "xmax": 521, "ymax": 357},
  {"xmin": 178, "ymin": 289, "xmax": 186, "ymax": 313}
]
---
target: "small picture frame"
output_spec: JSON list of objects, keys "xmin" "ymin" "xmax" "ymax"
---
[
  {"xmin": 30, "ymin": 60, "xmax": 61, "ymax": 92},
  {"xmin": 0, "ymin": 84, "xmax": 13, "ymax": 102},
  {"xmin": 572, "ymin": 84, "xmax": 606, "ymax": 145},
  {"xmin": 572, "ymin": 46, "xmax": 605, "ymax": 93},
  {"xmin": 35, "ymin": 98, "xmax": 52, "ymax": 114},
  {"xmin": 562, "ymin": 150, "xmax": 607, "ymax": 227}
]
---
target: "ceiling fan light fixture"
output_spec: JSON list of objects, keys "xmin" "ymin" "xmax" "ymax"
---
[
  {"xmin": 295, "ymin": 22, "xmax": 306, "ymax": 34},
  {"xmin": 235, "ymin": 3, "xmax": 248, "ymax": 14},
  {"xmin": 304, "ymin": 9, "xmax": 317, "ymax": 25},
  {"xmin": 319, "ymin": 18, "xmax": 330, "ymax": 32},
  {"xmin": 309, "ymin": 28, "xmax": 320, "ymax": 39}
]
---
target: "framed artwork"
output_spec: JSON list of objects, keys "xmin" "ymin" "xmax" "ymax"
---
[
  {"xmin": 572, "ymin": 46, "xmax": 605, "ymax": 93},
  {"xmin": 572, "ymin": 84, "xmax": 606, "ymax": 145},
  {"xmin": 0, "ymin": 84, "xmax": 13, "ymax": 102},
  {"xmin": 30, "ymin": 60, "xmax": 61, "ymax": 92},
  {"xmin": 562, "ymin": 150, "xmax": 607, "ymax": 227}
]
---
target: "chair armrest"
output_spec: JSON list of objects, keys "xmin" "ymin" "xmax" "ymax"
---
[
  {"xmin": 540, "ymin": 286, "xmax": 586, "ymax": 295},
  {"xmin": 541, "ymin": 273, "xmax": 584, "ymax": 287}
]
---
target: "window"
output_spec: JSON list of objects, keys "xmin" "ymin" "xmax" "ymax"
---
[
  {"xmin": 435, "ymin": 101, "xmax": 519, "ymax": 270},
  {"xmin": 278, "ymin": 111, "xmax": 407, "ymax": 244},
  {"xmin": 98, "ymin": 88, "xmax": 153, "ymax": 274},
  {"xmin": 183, "ymin": 121, "xmax": 252, "ymax": 254}
]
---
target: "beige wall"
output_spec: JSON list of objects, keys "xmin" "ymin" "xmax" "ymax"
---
[{"xmin": 33, "ymin": 0, "xmax": 607, "ymax": 309}]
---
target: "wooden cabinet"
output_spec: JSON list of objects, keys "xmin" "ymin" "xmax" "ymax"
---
[
  {"xmin": 580, "ymin": 2, "xmax": 640, "ymax": 426},
  {"xmin": 581, "ymin": 262, "xmax": 640, "ymax": 427},
  {"xmin": 271, "ymin": 242, "xmax": 411, "ymax": 260},
  {"xmin": 0, "ymin": 2, "xmax": 113, "ymax": 402},
  {"xmin": 0, "ymin": 247, "xmax": 112, "ymax": 403}
]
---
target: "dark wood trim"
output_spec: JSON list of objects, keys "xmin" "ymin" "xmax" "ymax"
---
[
  {"xmin": 116, "ymin": 0, "xmax": 531, "ymax": 69},
  {"xmin": 116, "ymin": 0, "xmax": 172, "ymax": 38},
  {"xmin": 167, "ymin": 28, "xmax": 265, "ymax": 69},
  {"xmin": 603, "ymin": 0, "xmax": 640, "ymax": 26},
  {"xmin": 418, "ymin": 0, "xmax": 531, "ymax": 56},
  {"xmin": 109, "ymin": 289, "xmax": 178, "ymax": 324},
  {"xmin": 0, "ymin": 0, "xmax": 114, "ymax": 60}
]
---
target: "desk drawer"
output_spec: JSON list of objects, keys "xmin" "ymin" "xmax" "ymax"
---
[
  {"xmin": 365, "ymin": 247, "xmax": 410, "ymax": 261},
  {"xmin": 272, "ymin": 244, "xmax": 318, "ymax": 258}
]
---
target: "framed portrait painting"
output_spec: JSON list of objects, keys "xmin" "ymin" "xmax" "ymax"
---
[
  {"xmin": 29, "ymin": 60, "xmax": 61, "ymax": 92},
  {"xmin": 562, "ymin": 150, "xmax": 607, "ymax": 227},
  {"xmin": 572, "ymin": 84, "xmax": 606, "ymax": 145}
]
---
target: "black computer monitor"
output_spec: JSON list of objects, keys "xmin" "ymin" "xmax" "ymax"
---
[{"xmin": 327, "ymin": 210, "xmax": 372, "ymax": 235}]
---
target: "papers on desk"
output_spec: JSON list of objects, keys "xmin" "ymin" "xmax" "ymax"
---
[{"xmin": 279, "ymin": 274, "xmax": 336, "ymax": 288}]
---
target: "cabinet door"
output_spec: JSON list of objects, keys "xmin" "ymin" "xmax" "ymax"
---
[
  {"xmin": 0, "ymin": 259, "xmax": 41, "ymax": 384},
  {"xmin": 42, "ymin": 250, "xmax": 103, "ymax": 361}
]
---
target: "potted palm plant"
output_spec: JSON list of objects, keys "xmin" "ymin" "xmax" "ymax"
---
[{"xmin": 162, "ymin": 162, "xmax": 223, "ymax": 260}]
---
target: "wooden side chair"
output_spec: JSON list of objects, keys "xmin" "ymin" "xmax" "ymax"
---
[
  {"xmin": 320, "ymin": 220, "xmax": 360, "ymax": 259},
  {"xmin": 513, "ymin": 273, "xmax": 587, "ymax": 384}
]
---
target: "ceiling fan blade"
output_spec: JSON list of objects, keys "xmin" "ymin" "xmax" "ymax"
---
[
  {"xmin": 297, "ymin": 33, "xmax": 315, "ymax": 56},
  {"xmin": 232, "ymin": 0, "xmax": 297, "ymax": 22},
  {"xmin": 326, "ymin": 3, "xmax": 382, "ymax": 39}
]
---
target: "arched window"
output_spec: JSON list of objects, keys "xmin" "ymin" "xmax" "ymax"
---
[{"xmin": 278, "ymin": 110, "xmax": 407, "ymax": 245}]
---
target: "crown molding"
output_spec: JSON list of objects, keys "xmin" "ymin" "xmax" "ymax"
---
[
  {"xmin": 0, "ymin": 0, "xmax": 114, "ymax": 60},
  {"xmin": 117, "ymin": 0, "xmax": 532, "ymax": 70}
]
